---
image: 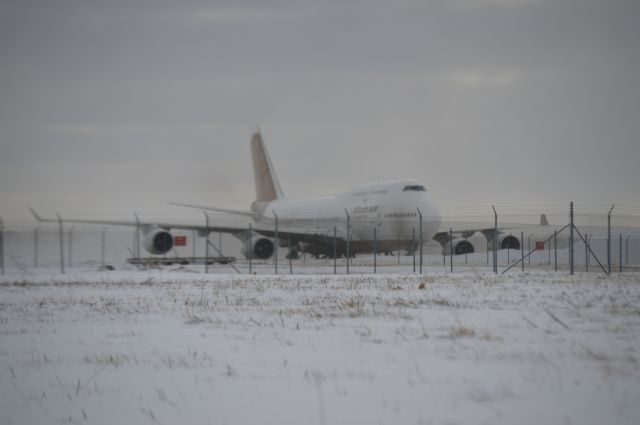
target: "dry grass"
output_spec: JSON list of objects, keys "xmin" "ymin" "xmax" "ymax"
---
[{"xmin": 447, "ymin": 327, "xmax": 476, "ymax": 339}]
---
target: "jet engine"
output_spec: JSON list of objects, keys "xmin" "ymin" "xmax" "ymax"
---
[
  {"xmin": 498, "ymin": 234, "xmax": 520, "ymax": 250},
  {"xmin": 443, "ymin": 238, "xmax": 475, "ymax": 255},
  {"xmin": 143, "ymin": 229, "xmax": 174, "ymax": 255},
  {"xmin": 241, "ymin": 236, "xmax": 274, "ymax": 259}
]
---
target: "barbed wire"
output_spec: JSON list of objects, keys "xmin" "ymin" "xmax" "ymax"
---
[{"xmin": 2, "ymin": 203, "xmax": 640, "ymax": 229}]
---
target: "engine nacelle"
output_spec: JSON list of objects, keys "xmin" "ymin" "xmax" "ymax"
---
[
  {"xmin": 443, "ymin": 238, "xmax": 475, "ymax": 255},
  {"xmin": 143, "ymin": 229, "xmax": 174, "ymax": 255},
  {"xmin": 498, "ymin": 234, "xmax": 520, "ymax": 250},
  {"xmin": 241, "ymin": 236, "xmax": 274, "ymax": 259}
]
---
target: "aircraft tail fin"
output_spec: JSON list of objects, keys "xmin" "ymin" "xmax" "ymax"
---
[
  {"xmin": 540, "ymin": 214, "xmax": 549, "ymax": 226},
  {"xmin": 250, "ymin": 131, "xmax": 284, "ymax": 202}
]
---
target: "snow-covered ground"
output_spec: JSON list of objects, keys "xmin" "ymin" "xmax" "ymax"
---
[{"xmin": 1, "ymin": 269, "xmax": 640, "ymax": 425}]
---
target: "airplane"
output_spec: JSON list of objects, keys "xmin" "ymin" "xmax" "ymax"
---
[{"xmin": 29, "ymin": 131, "xmax": 549, "ymax": 260}]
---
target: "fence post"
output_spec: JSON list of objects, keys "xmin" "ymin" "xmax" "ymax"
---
[
  {"xmin": 333, "ymin": 227, "xmax": 337, "ymax": 274},
  {"xmin": 417, "ymin": 208, "xmax": 423, "ymax": 274},
  {"xmin": 373, "ymin": 226, "xmax": 377, "ymax": 274},
  {"xmin": 248, "ymin": 223, "xmax": 252, "ymax": 274},
  {"xmin": 289, "ymin": 235, "xmax": 293, "ymax": 275},
  {"xmin": 57, "ymin": 213, "xmax": 65, "ymax": 274},
  {"xmin": 619, "ymin": 233, "xmax": 623, "ymax": 273},
  {"xmin": 572, "ymin": 225, "xmax": 608, "ymax": 275},
  {"xmin": 521, "ymin": 231, "xmax": 525, "ymax": 272},
  {"xmin": 465, "ymin": 238, "xmax": 468, "ymax": 265},
  {"xmin": 554, "ymin": 230, "xmax": 558, "ymax": 272},
  {"xmin": 345, "ymin": 209, "xmax": 350, "ymax": 275},
  {"xmin": 486, "ymin": 241, "xmax": 489, "ymax": 266},
  {"xmin": 0, "ymin": 216, "xmax": 4, "ymax": 276},
  {"xmin": 101, "ymin": 226, "xmax": 108, "ymax": 266},
  {"xmin": 570, "ymin": 201, "xmax": 574, "ymax": 275},
  {"xmin": 585, "ymin": 233, "xmax": 589, "ymax": 272},
  {"xmin": 527, "ymin": 234, "xmax": 531, "ymax": 265},
  {"xmin": 607, "ymin": 205, "xmax": 614, "ymax": 274},
  {"xmin": 68, "ymin": 226, "xmax": 74, "ymax": 268},
  {"xmin": 133, "ymin": 212, "xmax": 140, "ymax": 260},
  {"xmin": 203, "ymin": 212, "xmax": 209, "ymax": 274},
  {"xmin": 34, "ymin": 226, "xmax": 39, "ymax": 268},
  {"xmin": 273, "ymin": 211, "xmax": 278, "ymax": 274},
  {"xmin": 492, "ymin": 206, "xmax": 498, "ymax": 274},
  {"xmin": 412, "ymin": 227, "xmax": 416, "ymax": 273},
  {"xmin": 449, "ymin": 228, "xmax": 453, "ymax": 273},
  {"xmin": 348, "ymin": 227, "xmax": 352, "ymax": 271},
  {"xmin": 501, "ymin": 223, "xmax": 570, "ymax": 275}
]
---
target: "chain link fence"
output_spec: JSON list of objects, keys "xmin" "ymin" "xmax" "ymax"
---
[{"xmin": 1, "ymin": 204, "xmax": 640, "ymax": 276}]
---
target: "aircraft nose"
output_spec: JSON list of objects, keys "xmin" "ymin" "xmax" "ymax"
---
[{"xmin": 420, "ymin": 194, "xmax": 441, "ymax": 228}]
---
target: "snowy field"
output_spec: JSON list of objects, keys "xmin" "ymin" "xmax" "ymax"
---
[{"xmin": 1, "ymin": 268, "xmax": 640, "ymax": 425}]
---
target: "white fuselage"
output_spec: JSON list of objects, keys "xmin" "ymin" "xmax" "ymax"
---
[{"xmin": 252, "ymin": 179, "xmax": 441, "ymax": 251}]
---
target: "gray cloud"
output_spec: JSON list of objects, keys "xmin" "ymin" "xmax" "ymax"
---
[{"xmin": 1, "ymin": 0, "xmax": 639, "ymax": 218}]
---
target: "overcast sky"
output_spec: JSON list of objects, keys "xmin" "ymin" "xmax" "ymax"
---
[{"xmin": 1, "ymin": 0, "xmax": 639, "ymax": 220}]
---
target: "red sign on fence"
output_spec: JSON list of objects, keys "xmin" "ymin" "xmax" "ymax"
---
[
  {"xmin": 535, "ymin": 241, "xmax": 545, "ymax": 250},
  {"xmin": 174, "ymin": 236, "xmax": 187, "ymax": 247}
]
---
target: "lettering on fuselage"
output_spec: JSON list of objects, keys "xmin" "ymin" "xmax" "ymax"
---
[
  {"xmin": 383, "ymin": 212, "xmax": 418, "ymax": 218},
  {"xmin": 352, "ymin": 190, "xmax": 388, "ymax": 197},
  {"xmin": 353, "ymin": 205, "xmax": 379, "ymax": 214}
]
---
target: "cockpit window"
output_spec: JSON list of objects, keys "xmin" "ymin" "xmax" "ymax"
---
[{"xmin": 403, "ymin": 185, "xmax": 426, "ymax": 192}]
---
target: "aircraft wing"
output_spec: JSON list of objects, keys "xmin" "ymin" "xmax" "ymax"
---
[
  {"xmin": 29, "ymin": 208, "xmax": 344, "ymax": 245},
  {"xmin": 29, "ymin": 208, "xmax": 249, "ymax": 234},
  {"xmin": 434, "ymin": 214, "xmax": 563, "ymax": 246},
  {"xmin": 251, "ymin": 227, "xmax": 346, "ymax": 246},
  {"xmin": 168, "ymin": 202, "xmax": 256, "ymax": 218}
]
